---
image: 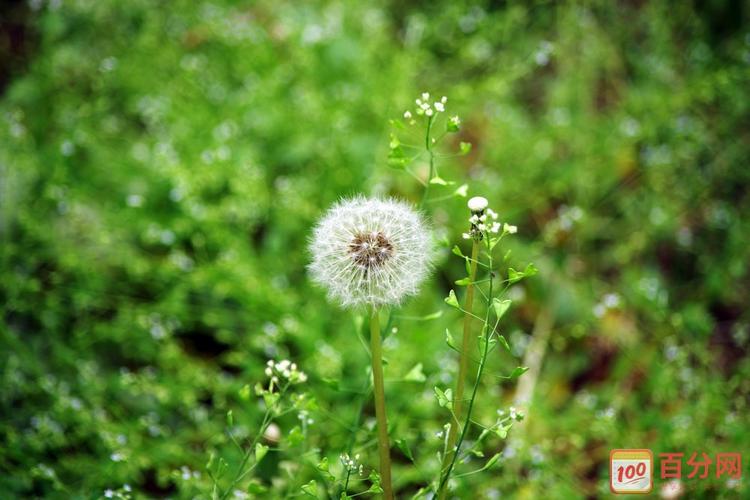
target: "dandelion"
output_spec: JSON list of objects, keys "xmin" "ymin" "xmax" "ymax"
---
[
  {"xmin": 308, "ymin": 196, "xmax": 432, "ymax": 308},
  {"xmin": 310, "ymin": 196, "xmax": 431, "ymax": 500}
]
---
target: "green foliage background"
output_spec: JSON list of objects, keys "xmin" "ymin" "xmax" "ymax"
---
[{"xmin": 1, "ymin": 0, "xmax": 748, "ymax": 498}]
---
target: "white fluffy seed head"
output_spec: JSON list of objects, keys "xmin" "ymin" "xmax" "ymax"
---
[{"xmin": 308, "ymin": 196, "xmax": 433, "ymax": 309}]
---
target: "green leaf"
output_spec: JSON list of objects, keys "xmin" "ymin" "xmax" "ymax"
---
[
  {"xmin": 286, "ymin": 425, "xmax": 305, "ymax": 446},
  {"xmin": 255, "ymin": 443, "xmax": 269, "ymax": 462},
  {"xmin": 445, "ymin": 329, "xmax": 458, "ymax": 352},
  {"xmin": 499, "ymin": 366, "xmax": 529, "ymax": 380},
  {"xmin": 247, "ymin": 479, "xmax": 268, "ymax": 494},
  {"xmin": 301, "ymin": 480, "xmax": 318, "ymax": 497},
  {"xmin": 420, "ymin": 310, "xmax": 443, "ymax": 320},
  {"xmin": 508, "ymin": 263, "xmax": 538, "ymax": 284},
  {"xmin": 316, "ymin": 457, "xmax": 335, "ymax": 481},
  {"xmin": 524, "ymin": 262, "xmax": 538, "ymax": 277},
  {"xmin": 459, "ymin": 141, "xmax": 472, "ymax": 154},
  {"xmin": 497, "ymin": 335, "xmax": 510, "ymax": 351},
  {"xmin": 226, "ymin": 410, "xmax": 233, "ymax": 427},
  {"xmin": 444, "ymin": 290, "xmax": 460, "ymax": 309},
  {"xmin": 239, "ymin": 384, "xmax": 251, "ymax": 400},
  {"xmin": 404, "ymin": 363, "xmax": 426, "ymax": 382},
  {"xmin": 389, "ymin": 118, "xmax": 405, "ymax": 130},
  {"xmin": 434, "ymin": 387, "xmax": 453, "ymax": 408},
  {"xmin": 395, "ymin": 438, "xmax": 415, "ymax": 462},
  {"xmin": 263, "ymin": 392, "xmax": 279, "ymax": 408},
  {"xmin": 484, "ymin": 452, "xmax": 502, "ymax": 470},
  {"xmin": 454, "ymin": 276, "xmax": 471, "ymax": 286},
  {"xmin": 492, "ymin": 298, "xmax": 512, "ymax": 319}
]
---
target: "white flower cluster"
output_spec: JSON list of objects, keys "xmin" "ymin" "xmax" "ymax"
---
[
  {"xmin": 265, "ymin": 359, "xmax": 307, "ymax": 384},
  {"xmin": 497, "ymin": 406, "xmax": 525, "ymax": 421},
  {"xmin": 340, "ymin": 453, "xmax": 365, "ymax": 476},
  {"xmin": 403, "ymin": 92, "xmax": 448, "ymax": 119},
  {"xmin": 462, "ymin": 196, "xmax": 517, "ymax": 240}
]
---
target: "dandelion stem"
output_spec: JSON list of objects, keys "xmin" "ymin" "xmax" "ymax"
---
[
  {"xmin": 369, "ymin": 307, "xmax": 394, "ymax": 499},
  {"xmin": 438, "ymin": 238, "xmax": 479, "ymax": 498}
]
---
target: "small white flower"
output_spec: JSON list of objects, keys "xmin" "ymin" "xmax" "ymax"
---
[
  {"xmin": 462, "ymin": 233, "xmax": 471, "ymax": 240},
  {"xmin": 421, "ymin": 92, "xmax": 430, "ymax": 100},
  {"xmin": 467, "ymin": 196, "xmax": 488, "ymax": 212},
  {"xmin": 264, "ymin": 367, "xmax": 272, "ymax": 376},
  {"xmin": 403, "ymin": 111, "xmax": 412, "ymax": 119},
  {"xmin": 491, "ymin": 222, "xmax": 501, "ymax": 233},
  {"xmin": 503, "ymin": 223, "xmax": 517, "ymax": 234},
  {"xmin": 477, "ymin": 223, "xmax": 487, "ymax": 231},
  {"xmin": 434, "ymin": 102, "xmax": 445, "ymax": 112},
  {"xmin": 487, "ymin": 208, "xmax": 498, "ymax": 220},
  {"xmin": 441, "ymin": 96, "xmax": 447, "ymax": 103},
  {"xmin": 469, "ymin": 214, "xmax": 479, "ymax": 224},
  {"xmin": 309, "ymin": 196, "xmax": 433, "ymax": 308},
  {"xmin": 425, "ymin": 108, "xmax": 434, "ymax": 117}
]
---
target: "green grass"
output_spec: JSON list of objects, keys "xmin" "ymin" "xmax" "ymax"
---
[{"xmin": 1, "ymin": 1, "xmax": 749, "ymax": 498}]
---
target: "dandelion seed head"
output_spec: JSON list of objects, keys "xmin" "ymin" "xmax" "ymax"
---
[{"xmin": 309, "ymin": 196, "xmax": 432, "ymax": 308}]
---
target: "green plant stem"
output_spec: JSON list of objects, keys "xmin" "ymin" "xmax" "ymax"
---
[
  {"xmin": 369, "ymin": 307, "xmax": 394, "ymax": 499},
  {"xmin": 439, "ymin": 238, "xmax": 479, "ymax": 496},
  {"xmin": 219, "ymin": 385, "xmax": 286, "ymax": 500},
  {"xmin": 437, "ymin": 236, "xmax": 492, "ymax": 498},
  {"xmin": 420, "ymin": 116, "xmax": 435, "ymax": 209}
]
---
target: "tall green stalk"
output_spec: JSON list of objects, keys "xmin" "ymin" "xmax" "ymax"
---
[
  {"xmin": 438, "ymin": 231, "xmax": 497, "ymax": 498},
  {"xmin": 438, "ymin": 238, "xmax": 479, "ymax": 497},
  {"xmin": 420, "ymin": 116, "xmax": 435, "ymax": 209},
  {"xmin": 370, "ymin": 307, "xmax": 394, "ymax": 499}
]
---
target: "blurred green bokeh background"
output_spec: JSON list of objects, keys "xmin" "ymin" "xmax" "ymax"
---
[{"xmin": 1, "ymin": 0, "xmax": 749, "ymax": 498}]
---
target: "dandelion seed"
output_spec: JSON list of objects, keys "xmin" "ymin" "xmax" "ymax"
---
[{"xmin": 309, "ymin": 196, "xmax": 432, "ymax": 308}]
